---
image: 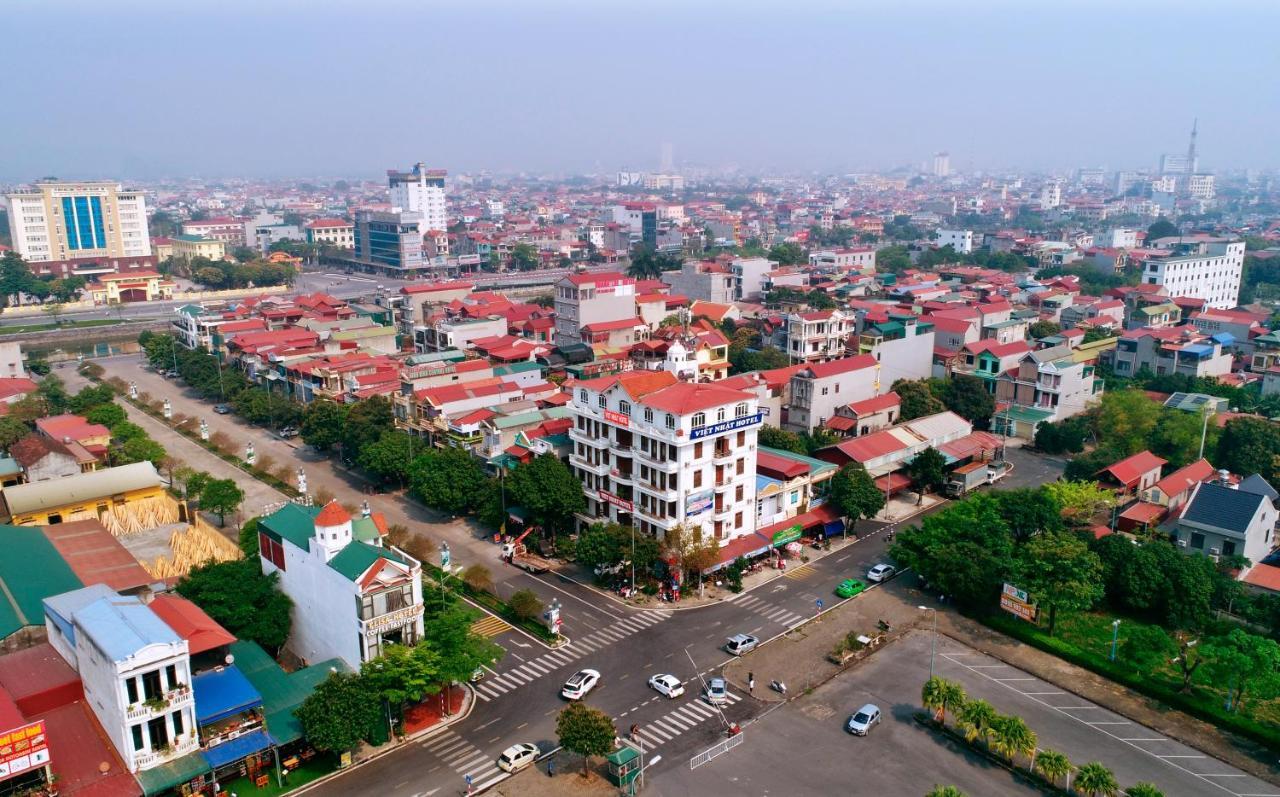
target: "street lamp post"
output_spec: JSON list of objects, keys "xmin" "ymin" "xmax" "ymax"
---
[
  {"xmin": 1109, "ymin": 619, "xmax": 1121, "ymax": 661},
  {"xmin": 919, "ymin": 605, "xmax": 937, "ymax": 678},
  {"xmin": 439, "ymin": 542, "xmax": 450, "ymax": 611}
]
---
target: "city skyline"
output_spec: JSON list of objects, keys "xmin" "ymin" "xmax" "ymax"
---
[{"xmin": 5, "ymin": 0, "xmax": 1278, "ymax": 181}]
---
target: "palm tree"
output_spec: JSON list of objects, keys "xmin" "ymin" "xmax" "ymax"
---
[
  {"xmin": 921, "ymin": 677, "xmax": 967, "ymax": 725},
  {"xmin": 957, "ymin": 698, "xmax": 997, "ymax": 748},
  {"xmin": 925, "ymin": 787, "xmax": 967, "ymax": 797},
  {"xmin": 1074, "ymin": 761, "xmax": 1119, "ymax": 797},
  {"xmin": 1033, "ymin": 749, "xmax": 1071, "ymax": 790},
  {"xmin": 988, "ymin": 715, "xmax": 1037, "ymax": 767},
  {"xmin": 1125, "ymin": 784, "xmax": 1164, "ymax": 797}
]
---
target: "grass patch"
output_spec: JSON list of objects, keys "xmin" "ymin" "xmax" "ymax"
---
[
  {"xmin": 977, "ymin": 610, "xmax": 1280, "ymax": 752},
  {"xmin": 216, "ymin": 751, "xmax": 338, "ymax": 797},
  {"xmin": 421, "ymin": 562, "xmax": 559, "ymax": 644},
  {"xmin": 0, "ymin": 318, "xmax": 131, "ymax": 335}
]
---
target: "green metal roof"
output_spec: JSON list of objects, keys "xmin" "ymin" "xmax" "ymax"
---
[
  {"xmin": 0, "ymin": 525, "xmax": 84, "ymax": 639},
  {"xmin": 873, "ymin": 321, "xmax": 904, "ymax": 335},
  {"xmin": 229, "ymin": 641, "xmax": 349, "ymax": 745},
  {"xmin": 1000, "ymin": 405, "xmax": 1056, "ymax": 423},
  {"xmin": 331, "ymin": 326, "xmax": 396, "ymax": 341},
  {"xmin": 493, "ymin": 361, "xmax": 543, "ymax": 376},
  {"xmin": 491, "ymin": 406, "xmax": 572, "ymax": 430},
  {"xmin": 135, "ymin": 751, "xmax": 211, "ymax": 796},
  {"xmin": 327, "ymin": 542, "xmax": 405, "ymax": 582},
  {"xmin": 174, "ymin": 234, "xmax": 213, "ymax": 243},
  {"xmin": 758, "ymin": 446, "xmax": 837, "ymax": 478},
  {"xmin": 351, "ymin": 515, "xmax": 383, "ymax": 543},
  {"xmin": 260, "ymin": 503, "xmax": 321, "ymax": 553}
]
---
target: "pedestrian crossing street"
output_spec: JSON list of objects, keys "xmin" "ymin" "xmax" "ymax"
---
[
  {"xmin": 470, "ymin": 615, "xmax": 512, "ymax": 639},
  {"xmin": 472, "ymin": 609, "xmax": 671, "ymax": 702},
  {"xmin": 419, "ymin": 727, "xmax": 507, "ymax": 793},
  {"xmin": 629, "ymin": 691, "xmax": 743, "ymax": 751},
  {"xmin": 729, "ymin": 593, "xmax": 806, "ymax": 627}
]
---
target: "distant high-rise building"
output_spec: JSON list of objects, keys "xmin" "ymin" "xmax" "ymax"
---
[
  {"xmin": 1160, "ymin": 153, "xmax": 1192, "ymax": 176},
  {"xmin": 932, "ymin": 152, "xmax": 951, "ymax": 177},
  {"xmin": 1076, "ymin": 168, "xmax": 1106, "ymax": 186},
  {"xmin": 388, "ymin": 163, "xmax": 448, "ymax": 234},
  {"xmin": 1114, "ymin": 171, "xmax": 1144, "ymax": 195},
  {"xmin": 1039, "ymin": 182, "xmax": 1062, "ymax": 210},
  {"xmin": 4, "ymin": 179, "xmax": 151, "ymax": 273},
  {"xmin": 660, "ymin": 142, "xmax": 674, "ymax": 173}
]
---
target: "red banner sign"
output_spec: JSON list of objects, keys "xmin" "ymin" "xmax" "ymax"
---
[
  {"xmin": 598, "ymin": 490, "xmax": 634, "ymax": 512},
  {"xmin": 603, "ymin": 410, "xmax": 630, "ymax": 427},
  {"xmin": 0, "ymin": 721, "xmax": 50, "ymax": 781}
]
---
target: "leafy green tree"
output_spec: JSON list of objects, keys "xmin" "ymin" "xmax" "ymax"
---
[
  {"xmin": 925, "ymin": 788, "xmax": 967, "ymax": 797},
  {"xmin": 509, "ymin": 589, "xmax": 543, "ymax": 621},
  {"xmin": 296, "ymin": 672, "xmax": 382, "ymax": 752},
  {"xmin": 238, "ymin": 516, "xmax": 261, "ymax": 557},
  {"xmin": 1044, "ymin": 480, "xmax": 1115, "ymax": 527},
  {"xmin": 768, "ymin": 242, "xmax": 806, "ymax": 265},
  {"xmin": 940, "ymin": 374, "xmax": 995, "ymax": 428},
  {"xmin": 1216, "ymin": 416, "xmax": 1280, "ymax": 485},
  {"xmin": 1015, "ymin": 531, "xmax": 1104, "ymax": 635},
  {"xmin": 892, "ymin": 379, "xmax": 944, "ymax": 421},
  {"xmin": 829, "ymin": 463, "xmax": 885, "ymax": 523},
  {"xmin": 1151, "ymin": 408, "xmax": 1215, "ymax": 468},
  {"xmin": 421, "ymin": 603, "xmax": 502, "ymax": 683},
  {"xmin": 85, "ymin": 402, "xmax": 127, "ymax": 428},
  {"xmin": 506, "ymin": 454, "xmax": 587, "ymax": 535},
  {"xmin": 661, "ymin": 522, "xmax": 721, "ymax": 582},
  {"xmin": 68, "ymin": 384, "xmax": 116, "ymax": 414},
  {"xmin": 117, "ymin": 436, "xmax": 167, "ymax": 468},
  {"xmin": 876, "ymin": 245, "xmax": 912, "ymax": 273},
  {"xmin": 361, "ymin": 643, "xmax": 441, "ymax": 723},
  {"xmin": 462, "ymin": 564, "xmax": 493, "ymax": 593},
  {"xmin": 1027, "ymin": 320, "xmax": 1061, "ymax": 339},
  {"xmin": 1093, "ymin": 389, "xmax": 1161, "ymax": 458},
  {"xmin": 0, "ymin": 417, "xmax": 32, "ymax": 451},
  {"xmin": 1146, "ymin": 218, "xmax": 1178, "ymax": 241},
  {"xmin": 804, "ymin": 289, "xmax": 836, "ymax": 310},
  {"xmin": 1033, "ymin": 749, "xmax": 1071, "ymax": 789},
  {"xmin": 175, "ymin": 559, "xmax": 293, "ymax": 652},
  {"xmin": 408, "ymin": 447, "xmax": 490, "ymax": 515},
  {"xmin": 729, "ymin": 345, "xmax": 791, "ymax": 374},
  {"xmin": 905, "ymin": 446, "xmax": 947, "ymax": 498},
  {"xmin": 1033, "ymin": 416, "xmax": 1089, "ymax": 455},
  {"xmin": 758, "ymin": 426, "xmax": 806, "ymax": 455},
  {"xmin": 37, "ymin": 375, "xmax": 69, "ymax": 414},
  {"xmin": 921, "ymin": 676, "xmax": 966, "ymax": 724},
  {"xmin": 995, "ymin": 487, "xmax": 1063, "ymax": 543},
  {"xmin": 357, "ymin": 430, "xmax": 415, "ymax": 486},
  {"xmin": 1073, "ymin": 761, "xmax": 1119, "ymax": 797},
  {"xmin": 556, "ymin": 701, "xmax": 617, "ymax": 775},
  {"xmin": 300, "ymin": 400, "xmax": 349, "ymax": 452},
  {"xmin": 988, "ymin": 714, "xmax": 1037, "ymax": 765},
  {"xmin": 957, "ymin": 698, "xmax": 997, "ymax": 747},
  {"xmin": 342, "ymin": 396, "xmax": 394, "ymax": 459},
  {"xmin": 1125, "ymin": 784, "xmax": 1165, "ymax": 797},
  {"xmin": 1201, "ymin": 628, "xmax": 1280, "ymax": 710},
  {"xmin": 891, "ymin": 493, "xmax": 1013, "ymax": 608},
  {"xmin": 574, "ymin": 522, "xmax": 659, "ymax": 575},
  {"xmin": 0, "ymin": 252, "xmax": 37, "ymax": 305},
  {"xmin": 510, "ymin": 243, "xmax": 540, "ymax": 271},
  {"xmin": 199, "ymin": 478, "xmax": 244, "ymax": 526},
  {"xmin": 1120, "ymin": 624, "xmax": 1176, "ymax": 675}
]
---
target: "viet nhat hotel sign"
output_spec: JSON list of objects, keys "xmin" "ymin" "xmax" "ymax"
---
[
  {"xmin": 690, "ymin": 412, "xmax": 764, "ymax": 440},
  {"xmin": 598, "ymin": 489, "xmax": 634, "ymax": 512},
  {"xmin": 603, "ymin": 409, "xmax": 630, "ymax": 427}
]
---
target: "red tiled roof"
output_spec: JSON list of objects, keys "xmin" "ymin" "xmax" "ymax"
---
[
  {"xmin": 576, "ymin": 370, "xmax": 678, "ymax": 400},
  {"xmin": 756, "ymin": 450, "xmax": 810, "ymax": 480},
  {"xmin": 1119, "ymin": 501, "xmax": 1166, "ymax": 524},
  {"xmin": 846, "ymin": 392, "xmax": 900, "ymax": 416},
  {"xmin": 314, "ymin": 500, "xmax": 351, "ymax": 526},
  {"xmin": 41, "ymin": 520, "xmax": 153, "ymax": 592},
  {"xmin": 802, "ymin": 354, "xmax": 877, "ymax": 379},
  {"xmin": 0, "ymin": 377, "xmax": 38, "ymax": 401},
  {"xmin": 35, "ymin": 414, "xmax": 109, "ymax": 442},
  {"xmin": 148, "ymin": 594, "xmax": 236, "ymax": 655},
  {"xmin": 582, "ymin": 317, "xmax": 645, "ymax": 333},
  {"xmin": 831, "ymin": 429, "xmax": 912, "ymax": 462},
  {"xmin": 1152, "ymin": 458, "xmax": 1215, "ymax": 499},
  {"xmin": 1100, "ymin": 451, "xmax": 1167, "ymax": 486},
  {"xmin": 641, "ymin": 382, "xmax": 756, "ymax": 416},
  {"xmin": 1242, "ymin": 563, "xmax": 1280, "ymax": 593}
]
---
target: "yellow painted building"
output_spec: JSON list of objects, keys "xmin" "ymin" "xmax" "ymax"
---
[
  {"xmin": 85, "ymin": 270, "xmax": 176, "ymax": 304},
  {"xmin": 0, "ymin": 462, "xmax": 168, "ymax": 526},
  {"xmin": 171, "ymin": 234, "xmax": 226, "ymax": 262}
]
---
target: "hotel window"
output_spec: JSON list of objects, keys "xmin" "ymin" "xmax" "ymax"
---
[
  {"xmin": 578, "ymin": 390, "xmax": 586, "ymax": 403},
  {"xmin": 619, "ymin": 401, "xmax": 631, "ymax": 416},
  {"xmin": 717, "ymin": 408, "xmax": 726, "ymax": 422},
  {"xmin": 736, "ymin": 403, "xmax": 749, "ymax": 419},
  {"xmin": 666, "ymin": 414, "xmax": 675, "ymax": 429},
  {"xmin": 692, "ymin": 412, "xmax": 705, "ymax": 427},
  {"xmin": 644, "ymin": 408, "xmax": 653, "ymax": 423},
  {"xmin": 598, "ymin": 395, "xmax": 605, "ymax": 408}
]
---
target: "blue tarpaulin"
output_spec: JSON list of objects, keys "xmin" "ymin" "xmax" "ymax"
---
[
  {"xmin": 193, "ymin": 666, "xmax": 263, "ymax": 725},
  {"xmin": 200, "ymin": 729, "xmax": 272, "ymax": 769}
]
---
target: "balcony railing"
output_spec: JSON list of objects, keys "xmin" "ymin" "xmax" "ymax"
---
[{"xmin": 126, "ymin": 686, "xmax": 192, "ymax": 721}]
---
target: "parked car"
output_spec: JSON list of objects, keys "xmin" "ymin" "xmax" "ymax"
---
[
  {"xmin": 278, "ymin": 426, "xmax": 299, "ymax": 439},
  {"xmin": 213, "ymin": 404, "xmax": 232, "ymax": 415},
  {"xmin": 164, "ymin": 370, "xmax": 179, "ymax": 379},
  {"xmin": 561, "ymin": 668, "xmax": 601, "ymax": 700},
  {"xmin": 647, "ymin": 674, "xmax": 684, "ymax": 699},
  {"xmin": 866, "ymin": 564, "xmax": 896, "ymax": 583},
  {"xmin": 835, "ymin": 578, "xmax": 866, "ymax": 598},
  {"xmin": 846, "ymin": 704, "xmax": 882, "ymax": 735},
  {"xmin": 703, "ymin": 677, "xmax": 728, "ymax": 706},
  {"xmin": 724, "ymin": 634, "xmax": 759, "ymax": 656},
  {"xmin": 496, "ymin": 743, "xmax": 540, "ymax": 773}
]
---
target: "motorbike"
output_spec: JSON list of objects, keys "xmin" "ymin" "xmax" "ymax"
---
[{"xmin": 770, "ymin": 680, "xmax": 787, "ymax": 696}]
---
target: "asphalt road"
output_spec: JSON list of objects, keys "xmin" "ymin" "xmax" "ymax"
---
[{"xmin": 657, "ymin": 631, "xmax": 1277, "ymax": 797}]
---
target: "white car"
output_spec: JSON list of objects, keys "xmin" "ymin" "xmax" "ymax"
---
[
  {"xmin": 867, "ymin": 564, "xmax": 896, "ymax": 583},
  {"xmin": 561, "ymin": 668, "xmax": 601, "ymax": 700},
  {"xmin": 648, "ymin": 673, "xmax": 685, "ymax": 699},
  {"xmin": 846, "ymin": 703, "xmax": 882, "ymax": 736},
  {"xmin": 496, "ymin": 742, "xmax": 540, "ymax": 773},
  {"xmin": 703, "ymin": 677, "xmax": 728, "ymax": 706}
]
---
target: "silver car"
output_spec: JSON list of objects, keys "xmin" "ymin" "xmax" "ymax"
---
[
  {"xmin": 846, "ymin": 703, "xmax": 881, "ymax": 735},
  {"xmin": 724, "ymin": 634, "xmax": 759, "ymax": 656},
  {"xmin": 703, "ymin": 677, "xmax": 728, "ymax": 706}
]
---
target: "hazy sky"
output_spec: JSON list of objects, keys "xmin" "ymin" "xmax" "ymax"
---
[{"xmin": 6, "ymin": 0, "xmax": 1278, "ymax": 181}]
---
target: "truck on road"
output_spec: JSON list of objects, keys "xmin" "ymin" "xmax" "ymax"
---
[
  {"xmin": 500, "ymin": 527, "xmax": 554, "ymax": 574},
  {"xmin": 944, "ymin": 460, "xmax": 1010, "ymax": 497}
]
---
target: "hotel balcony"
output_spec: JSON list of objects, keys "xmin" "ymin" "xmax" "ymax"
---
[
  {"xmin": 126, "ymin": 685, "xmax": 193, "ymax": 722},
  {"xmin": 634, "ymin": 448, "xmax": 679, "ymax": 471}
]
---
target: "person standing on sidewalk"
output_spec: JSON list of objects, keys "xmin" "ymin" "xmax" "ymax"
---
[
  {"xmin": 548, "ymin": 758, "xmax": 555, "ymax": 777},
  {"xmin": 748, "ymin": 673, "xmax": 755, "ymax": 695}
]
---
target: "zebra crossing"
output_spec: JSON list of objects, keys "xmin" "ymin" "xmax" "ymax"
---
[
  {"xmin": 783, "ymin": 563, "xmax": 816, "ymax": 580},
  {"xmin": 472, "ymin": 609, "xmax": 671, "ymax": 702},
  {"xmin": 419, "ymin": 727, "xmax": 506, "ymax": 792},
  {"xmin": 470, "ymin": 615, "xmax": 511, "ymax": 639},
  {"xmin": 730, "ymin": 593, "xmax": 805, "ymax": 627},
  {"xmin": 630, "ymin": 691, "xmax": 743, "ymax": 751}
]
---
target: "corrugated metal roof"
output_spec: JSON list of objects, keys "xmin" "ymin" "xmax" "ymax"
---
[{"xmin": 1, "ymin": 462, "xmax": 161, "ymax": 516}]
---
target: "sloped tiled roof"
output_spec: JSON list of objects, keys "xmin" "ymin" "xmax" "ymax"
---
[{"xmin": 1181, "ymin": 481, "xmax": 1267, "ymax": 534}]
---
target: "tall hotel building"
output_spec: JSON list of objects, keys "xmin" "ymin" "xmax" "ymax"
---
[
  {"xmin": 4, "ymin": 180, "xmax": 152, "ymax": 275},
  {"xmin": 569, "ymin": 370, "xmax": 762, "ymax": 545}
]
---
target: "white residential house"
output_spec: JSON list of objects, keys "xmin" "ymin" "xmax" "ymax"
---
[
  {"xmin": 258, "ymin": 501, "xmax": 424, "ymax": 669},
  {"xmin": 784, "ymin": 354, "xmax": 881, "ymax": 433},
  {"xmin": 777, "ymin": 310, "xmax": 852, "ymax": 363},
  {"xmin": 935, "ymin": 230, "xmax": 974, "ymax": 255},
  {"xmin": 1172, "ymin": 475, "xmax": 1277, "ymax": 569},
  {"xmin": 43, "ymin": 584, "xmax": 197, "ymax": 774}
]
